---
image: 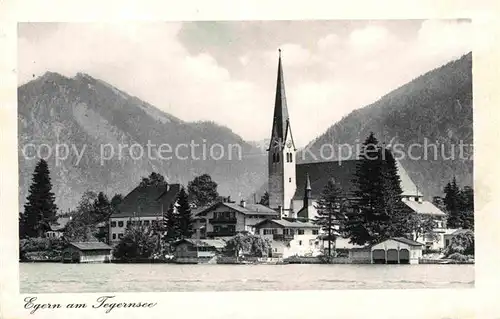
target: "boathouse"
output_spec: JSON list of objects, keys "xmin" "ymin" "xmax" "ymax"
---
[
  {"xmin": 62, "ymin": 242, "xmax": 112, "ymax": 263},
  {"xmin": 371, "ymin": 238, "xmax": 424, "ymax": 264}
]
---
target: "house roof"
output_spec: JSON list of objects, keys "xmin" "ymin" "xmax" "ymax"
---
[
  {"xmin": 196, "ymin": 202, "xmax": 278, "ymax": 217},
  {"xmin": 451, "ymin": 229, "xmax": 472, "ymax": 236},
  {"xmin": 294, "ymin": 159, "xmax": 420, "ymax": 200},
  {"xmin": 403, "ymin": 200, "xmax": 446, "ymax": 216},
  {"xmin": 172, "ymin": 238, "xmax": 226, "ymax": 249},
  {"xmin": 390, "ymin": 237, "xmax": 424, "ymax": 247},
  {"xmin": 253, "ymin": 218, "xmax": 319, "ymax": 229},
  {"xmin": 69, "ymin": 242, "xmax": 112, "ymax": 251},
  {"xmin": 111, "ymin": 184, "xmax": 181, "ymax": 218}
]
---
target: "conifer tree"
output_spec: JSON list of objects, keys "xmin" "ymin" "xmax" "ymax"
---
[
  {"xmin": 176, "ymin": 187, "xmax": 193, "ymax": 239},
  {"xmin": 163, "ymin": 203, "xmax": 179, "ymax": 242},
  {"xmin": 347, "ymin": 133, "xmax": 386, "ymax": 245},
  {"xmin": 444, "ymin": 177, "xmax": 462, "ymax": 228},
  {"xmin": 23, "ymin": 159, "xmax": 58, "ymax": 237},
  {"xmin": 314, "ymin": 179, "xmax": 345, "ymax": 259}
]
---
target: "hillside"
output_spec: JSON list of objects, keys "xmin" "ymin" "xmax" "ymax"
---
[
  {"xmin": 18, "ymin": 73, "xmax": 267, "ymax": 211},
  {"xmin": 298, "ymin": 53, "xmax": 473, "ymax": 198}
]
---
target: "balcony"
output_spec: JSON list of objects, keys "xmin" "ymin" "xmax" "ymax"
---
[
  {"xmin": 273, "ymin": 233, "xmax": 295, "ymax": 241},
  {"xmin": 206, "ymin": 231, "xmax": 236, "ymax": 238},
  {"xmin": 209, "ymin": 217, "xmax": 237, "ymax": 224}
]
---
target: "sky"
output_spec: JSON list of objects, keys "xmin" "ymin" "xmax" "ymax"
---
[{"xmin": 18, "ymin": 20, "xmax": 472, "ymax": 147}]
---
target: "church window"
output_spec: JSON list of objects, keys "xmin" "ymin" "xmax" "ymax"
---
[
  {"xmin": 289, "ymin": 177, "xmax": 291, "ymax": 183},
  {"xmin": 276, "ymin": 153, "xmax": 280, "ymax": 162}
]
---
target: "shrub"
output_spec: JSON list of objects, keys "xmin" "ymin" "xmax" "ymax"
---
[
  {"xmin": 444, "ymin": 230, "xmax": 474, "ymax": 257},
  {"xmin": 448, "ymin": 252, "xmax": 469, "ymax": 262}
]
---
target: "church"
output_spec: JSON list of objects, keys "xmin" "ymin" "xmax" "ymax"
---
[{"xmin": 266, "ymin": 51, "xmax": 447, "ymax": 243}]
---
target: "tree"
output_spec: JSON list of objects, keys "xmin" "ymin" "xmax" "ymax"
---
[
  {"xmin": 459, "ymin": 186, "xmax": 474, "ymax": 230},
  {"xmin": 139, "ymin": 172, "xmax": 167, "ymax": 188},
  {"xmin": 23, "ymin": 159, "xmax": 58, "ymax": 237},
  {"xmin": 224, "ymin": 232, "xmax": 270, "ymax": 258},
  {"xmin": 314, "ymin": 179, "xmax": 344, "ymax": 259},
  {"xmin": 63, "ymin": 191, "xmax": 99, "ymax": 242},
  {"xmin": 176, "ymin": 187, "xmax": 194, "ymax": 239},
  {"xmin": 347, "ymin": 133, "xmax": 387, "ymax": 245},
  {"xmin": 444, "ymin": 177, "xmax": 463, "ymax": 228},
  {"xmin": 443, "ymin": 230, "xmax": 474, "ymax": 257},
  {"xmin": 112, "ymin": 224, "xmax": 157, "ymax": 261},
  {"xmin": 187, "ymin": 174, "xmax": 219, "ymax": 207},
  {"xmin": 259, "ymin": 191, "xmax": 270, "ymax": 206},
  {"xmin": 110, "ymin": 194, "xmax": 123, "ymax": 211},
  {"xmin": 380, "ymin": 147, "xmax": 411, "ymax": 238}
]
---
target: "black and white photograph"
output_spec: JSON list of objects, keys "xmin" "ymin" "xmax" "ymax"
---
[{"xmin": 14, "ymin": 19, "xmax": 477, "ymax": 295}]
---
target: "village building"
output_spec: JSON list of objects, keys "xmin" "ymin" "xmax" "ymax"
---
[
  {"xmin": 253, "ymin": 218, "xmax": 321, "ymax": 258},
  {"xmin": 171, "ymin": 238, "xmax": 226, "ymax": 263},
  {"xmin": 194, "ymin": 200, "xmax": 278, "ymax": 238},
  {"xmin": 108, "ymin": 183, "xmax": 181, "ymax": 245},
  {"xmin": 62, "ymin": 242, "xmax": 112, "ymax": 263}
]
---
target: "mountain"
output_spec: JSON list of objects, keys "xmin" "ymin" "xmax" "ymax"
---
[
  {"xmin": 298, "ymin": 53, "xmax": 473, "ymax": 199},
  {"xmin": 18, "ymin": 72, "xmax": 267, "ymax": 211}
]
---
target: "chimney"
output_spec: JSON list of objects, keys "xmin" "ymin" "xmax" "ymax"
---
[
  {"xmin": 227, "ymin": 196, "xmax": 232, "ymax": 203},
  {"xmin": 240, "ymin": 199, "xmax": 246, "ymax": 208}
]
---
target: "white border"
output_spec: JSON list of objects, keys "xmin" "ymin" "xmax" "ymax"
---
[{"xmin": 1, "ymin": 1, "xmax": 499, "ymax": 318}]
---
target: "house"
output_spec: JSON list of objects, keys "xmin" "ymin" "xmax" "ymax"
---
[
  {"xmin": 171, "ymin": 238, "xmax": 226, "ymax": 263},
  {"xmin": 370, "ymin": 237, "xmax": 424, "ymax": 264},
  {"xmin": 45, "ymin": 216, "xmax": 71, "ymax": 239},
  {"xmin": 62, "ymin": 242, "xmax": 112, "ymax": 263},
  {"xmin": 253, "ymin": 218, "xmax": 321, "ymax": 258},
  {"xmin": 108, "ymin": 183, "xmax": 181, "ymax": 245},
  {"xmin": 194, "ymin": 200, "xmax": 278, "ymax": 238}
]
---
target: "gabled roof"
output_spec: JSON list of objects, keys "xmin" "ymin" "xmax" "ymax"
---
[
  {"xmin": 112, "ymin": 184, "xmax": 181, "ymax": 218},
  {"xmin": 294, "ymin": 159, "xmax": 420, "ymax": 200},
  {"xmin": 253, "ymin": 218, "xmax": 319, "ymax": 229},
  {"xmin": 390, "ymin": 237, "xmax": 424, "ymax": 247},
  {"xmin": 196, "ymin": 202, "xmax": 278, "ymax": 217},
  {"xmin": 69, "ymin": 242, "xmax": 112, "ymax": 251},
  {"xmin": 403, "ymin": 200, "xmax": 446, "ymax": 216}
]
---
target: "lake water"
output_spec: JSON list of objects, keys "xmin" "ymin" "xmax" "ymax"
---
[{"xmin": 20, "ymin": 263, "xmax": 474, "ymax": 293}]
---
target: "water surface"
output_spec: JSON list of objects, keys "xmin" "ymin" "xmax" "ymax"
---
[{"xmin": 20, "ymin": 263, "xmax": 474, "ymax": 293}]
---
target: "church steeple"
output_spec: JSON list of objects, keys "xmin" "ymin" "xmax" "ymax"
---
[
  {"xmin": 267, "ymin": 50, "xmax": 297, "ymax": 215},
  {"xmin": 269, "ymin": 49, "xmax": 292, "ymax": 149}
]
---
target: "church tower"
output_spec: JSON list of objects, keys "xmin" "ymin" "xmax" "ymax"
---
[{"xmin": 268, "ymin": 50, "xmax": 297, "ymax": 218}]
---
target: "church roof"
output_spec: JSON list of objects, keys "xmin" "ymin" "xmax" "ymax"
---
[{"xmin": 293, "ymin": 159, "xmax": 420, "ymax": 200}]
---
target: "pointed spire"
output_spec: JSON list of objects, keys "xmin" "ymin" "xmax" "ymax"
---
[{"xmin": 270, "ymin": 49, "xmax": 290, "ymax": 143}]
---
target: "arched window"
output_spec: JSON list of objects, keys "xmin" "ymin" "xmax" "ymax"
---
[
  {"xmin": 289, "ymin": 153, "xmax": 293, "ymax": 163},
  {"xmin": 276, "ymin": 153, "xmax": 280, "ymax": 163}
]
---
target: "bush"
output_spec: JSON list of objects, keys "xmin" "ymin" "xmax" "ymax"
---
[
  {"xmin": 444, "ymin": 230, "xmax": 474, "ymax": 257},
  {"xmin": 19, "ymin": 237, "xmax": 66, "ymax": 261},
  {"xmin": 112, "ymin": 226, "xmax": 157, "ymax": 261}
]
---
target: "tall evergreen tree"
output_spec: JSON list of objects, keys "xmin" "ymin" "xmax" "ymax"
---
[
  {"xmin": 380, "ymin": 147, "xmax": 411, "ymax": 238},
  {"xmin": 163, "ymin": 203, "xmax": 179, "ymax": 242},
  {"xmin": 176, "ymin": 187, "xmax": 193, "ymax": 239},
  {"xmin": 259, "ymin": 191, "xmax": 270, "ymax": 206},
  {"xmin": 314, "ymin": 179, "xmax": 345, "ymax": 258},
  {"xmin": 346, "ymin": 133, "xmax": 386, "ymax": 245},
  {"xmin": 444, "ymin": 177, "xmax": 462, "ymax": 228},
  {"xmin": 459, "ymin": 186, "xmax": 474, "ymax": 230},
  {"xmin": 23, "ymin": 159, "xmax": 58, "ymax": 237}
]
